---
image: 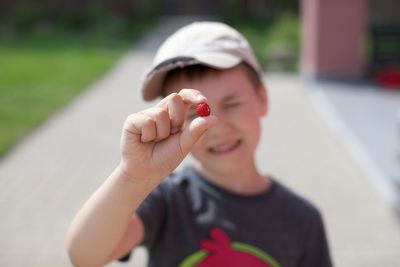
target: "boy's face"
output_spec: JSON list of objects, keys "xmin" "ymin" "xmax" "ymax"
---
[{"xmin": 164, "ymin": 65, "xmax": 268, "ymax": 177}]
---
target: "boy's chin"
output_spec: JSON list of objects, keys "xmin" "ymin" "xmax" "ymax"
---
[{"xmin": 194, "ymin": 160, "xmax": 245, "ymax": 177}]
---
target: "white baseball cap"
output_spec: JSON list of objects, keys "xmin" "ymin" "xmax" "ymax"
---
[{"xmin": 141, "ymin": 21, "xmax": 262, "ymax": 101}]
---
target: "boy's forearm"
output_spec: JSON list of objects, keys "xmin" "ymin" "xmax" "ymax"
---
[{"xmin": 67, "ymin": 165, "xmax": 159, "ymax": 267}]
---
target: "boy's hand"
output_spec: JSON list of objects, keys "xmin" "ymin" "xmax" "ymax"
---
[{"xmin": 118, "ymin": 89, "xmax": 218, "ymax": 182}]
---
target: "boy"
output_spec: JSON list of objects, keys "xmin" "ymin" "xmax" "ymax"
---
[{"xmin": 67, "ymin": 22, "xmax": 332, "ymax": 267}]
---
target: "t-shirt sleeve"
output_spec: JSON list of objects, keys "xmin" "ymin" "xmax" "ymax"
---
[
  {"xmin": 118, "ymin": 184, "xmax": 166, "ymax": 262},
  {"xmin": 136, "ymin": 185, "xmax": 167, "ymax": 248},
  {"xmin": 298, "ymin": 209, "xmax": 333, "ymax": 267}
]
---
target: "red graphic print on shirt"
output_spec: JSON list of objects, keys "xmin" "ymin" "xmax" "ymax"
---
[{"xmin": 179, "ymin": 228, "xmax": 281, "ymax": 267}]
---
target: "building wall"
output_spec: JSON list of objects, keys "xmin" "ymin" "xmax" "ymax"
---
[{"xmin": 301, "ymin": 0, "xmax": 367, "ymax": 80}]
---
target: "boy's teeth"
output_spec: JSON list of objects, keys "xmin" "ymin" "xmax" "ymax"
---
[
  {"xmin": 213, "ymin": 145, "xmax": 231, "ymax": 152},
  {"xmin": 211, "ymin": 140, "xmax": 239, "ymax": 152}
]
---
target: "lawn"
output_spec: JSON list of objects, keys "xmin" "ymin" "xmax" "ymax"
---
[{"xmin": 0, "ymin": 22, "xmax": 153, "ymax": 157}]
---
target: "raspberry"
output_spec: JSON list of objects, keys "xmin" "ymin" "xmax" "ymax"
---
[{"xmin": 196, "ymin": 103, "xmax": 211, "ymax": 117}]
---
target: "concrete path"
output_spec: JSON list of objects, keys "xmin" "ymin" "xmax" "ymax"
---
[
  {"xmin": 311, "ymin": 81, "xmax": 400, "ymax": 181},
  {"xmin": 1, "ymin": 17, "xmax": 400, "ymax": 267},
  {"xmin": 305, "ymin": 80, "xmax": 400, "ymax": 205}
]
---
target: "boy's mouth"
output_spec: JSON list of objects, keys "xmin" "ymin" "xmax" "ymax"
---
[{"xmin": 208, "ymin": 139, "xmax": 242, "ymax": 155}]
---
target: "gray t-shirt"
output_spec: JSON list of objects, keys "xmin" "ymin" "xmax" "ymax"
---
[{"xmin": 121, "ymin": 165, "xmax": 332, "ymax": 267}]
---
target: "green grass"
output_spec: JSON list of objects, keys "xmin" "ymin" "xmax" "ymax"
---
[
  {"xmin": 0, "ymin": 21, "xmax": 153, "ymax": 157},
  {"xmin": 233, "ymin": 13, "xmax": 300, "ymax": 72}
]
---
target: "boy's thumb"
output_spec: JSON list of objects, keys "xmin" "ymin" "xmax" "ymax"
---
[{"xmin": 179, "ymin": 115, "xmax": 218, "ymax": 155}]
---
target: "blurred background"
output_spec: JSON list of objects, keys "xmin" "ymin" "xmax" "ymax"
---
[
  {"xmin": 0, "ymin": 0, "xmax": 303, "ymax": 159},
  {"xmin": 1, "ymin": 0, "xmax": 400, "ymax": 266}
]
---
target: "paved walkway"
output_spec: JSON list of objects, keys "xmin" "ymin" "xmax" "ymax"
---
[
  {"xmin": 305, "ymin": 80, "xmax": 400, "ymax": 205},
  {"xmin": 1, "ymin": 17, "xmax": 400, "ymax": 267}
]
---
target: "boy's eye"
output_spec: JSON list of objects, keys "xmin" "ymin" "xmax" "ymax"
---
[
  {"xmin": 186, "ymin": 105, "xmax": 198, "ymax": 121},
  {"xmin": 225, "ymin": 102, "xmax": 240, "ymax": 108},
  {"xmin": 186, "ymin": 113, "xmax": 197, "ymax": 121}
]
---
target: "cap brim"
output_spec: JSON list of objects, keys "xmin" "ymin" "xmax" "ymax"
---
[
  {"xmin": 142, "ymin": 68, "xmax": 171, "ymax": 101},
  {"xmin": 142, "ymin": 59, "xmax": 200, "ymax": 101},
  {"xmin": 142, "ymin": 53, "xmax": 242, "ymax": 101}
]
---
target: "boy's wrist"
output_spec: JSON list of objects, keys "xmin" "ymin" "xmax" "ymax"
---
[
  {"xmin": 114, "ymin": 163, "xmax": 160, "ymax": 193},
  {"xmin": 115, "ymin": 162, "xmax": 135, "ymax": 181}
]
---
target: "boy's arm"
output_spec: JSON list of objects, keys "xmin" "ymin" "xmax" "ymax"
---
[
  {"xmin": 67, "ymin": 166, "xmax": 149, "ymax": 267},
  {"xmin": 66, "ymin": 89, "xmax": 218, "ymax": 267},
  {"xmin": 107, "ymin": 212, "xmax": 145, "ymax": 262}
]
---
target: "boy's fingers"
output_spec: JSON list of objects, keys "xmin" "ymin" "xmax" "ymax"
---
[
  {"xmin": 124, "ymin": 113, "xmax": 157, "ymax": 143},
  {"xmin": 157, "ymin": 89, "xmax": 207, "ymax": 130},
  {"xmin": 140, "ymin": 108, "xmax": 171, "ymax": 141},
  {"xmin": 157, "ymin": 93, "xmax": 186, "ymax": 130},
  {"xmin": 179, "ymin": 115, "xmax": 218, "ymax": 154},
  {"xmin": 178, "ymin": 89, "xmax": 207, "ymax": 103},
  {"xmin": 140, "ymin": 117, "xmax": 157, "ymax": 143}
]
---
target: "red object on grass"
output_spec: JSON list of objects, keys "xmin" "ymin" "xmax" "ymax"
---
[{"xmin": 197, "ymin": 103, "xmax": 211, "ymax": 117}]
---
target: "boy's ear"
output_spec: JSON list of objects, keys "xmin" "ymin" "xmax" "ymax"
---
[{"xmin": 258, "ymin": 84, "xmax": 268, "ymax": 117}]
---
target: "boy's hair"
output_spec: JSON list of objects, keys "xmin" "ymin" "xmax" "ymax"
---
[{"xmin": 161, "ymin": 63, "xmax": 263, "ymax": 98}]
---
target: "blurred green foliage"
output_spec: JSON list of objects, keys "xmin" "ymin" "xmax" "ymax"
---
[
  {"xmin": 235, "ymin": 13, "xmax": 300, "ymax": 72},
  {"xmin": 216, "ymin": 0, "xmax": 300, "ymax": 71}
]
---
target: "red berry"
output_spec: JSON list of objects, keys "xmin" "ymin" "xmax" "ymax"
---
[{"xmin": 196, "ymin": 103, "xmax": 211, "ymax": 117}]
